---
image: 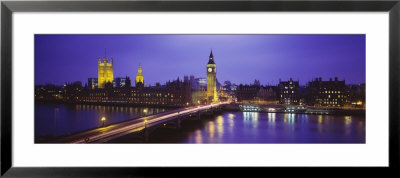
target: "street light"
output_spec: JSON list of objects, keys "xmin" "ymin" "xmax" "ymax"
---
[
  {"xmin": 144, "ymin": 119, "xmax": 147, "ymax": 129},
  {"xmin": 143, "ymin": 108, "xmax": 148, "ymax": 115},
  {"xmin": 101, "ymin": 117, "xmax": 106, "ymax": 127}
]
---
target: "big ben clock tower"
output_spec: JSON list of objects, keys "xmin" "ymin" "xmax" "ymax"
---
[{"xmin": 207, "ymin": 50, "xmax": 218, "ymax": 102}]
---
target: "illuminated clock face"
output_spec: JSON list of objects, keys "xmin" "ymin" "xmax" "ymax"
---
[{"xmin": 208, "ymin": 68, "xmax": 212, "ymax": 72}]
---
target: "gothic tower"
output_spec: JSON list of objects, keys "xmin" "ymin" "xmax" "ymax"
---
[
  {"xmin": 136, "ymin": 63, "xmax": 144, "ymax": 87},
  {"xmin": 97, "ymin": 55, "xmax": 114, "ymax": 88},
  {"xmin": 207, "ymin": 50, "xmax": 218, "ymax": 102}
]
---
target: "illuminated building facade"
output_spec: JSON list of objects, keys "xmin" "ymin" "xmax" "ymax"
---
[
  {"xmin": 206, "ymin": 50, "xmax": 218, "ymax": 102},
  {"xmin": 72, "ymin": 79, "xmax": 191, "ymax": 107},
  {"xmin": 305, "ymin": 77, "xmax": 346, "ymax": 107},
  {"xmin": 35, "ymin": 79, "xmax": 192, "ymax": 107},
  {"xmin": 278, "ymin": 78, "xmax": 299, "ymax": 105},
  {"xmin": 136, "ymin": 64, "xmax": 144, "ymax": 87},
  {"xmin": 98, "ymin": 56, "xmax": 114, "ymax": 88}
]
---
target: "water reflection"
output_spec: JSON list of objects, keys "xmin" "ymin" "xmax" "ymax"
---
[
  {"xmin": 318, "ymin": 115, "xmax": 323, "ymax": 124},
  {"xmin": 208, "ymin": 121, "xmax": 215, "ymax": 139},
  {"xmin": 345, "ymin": 116, "xmax": 352, "ymax": 126},
  {"xmin": 35, "ymin": 104, "xmax": 167, "ymax": 137},
  {"xmin": 216, "ymin": 116, "xmax": 224, "ymax": 136},
  {"xmin": 344, "ymin": 116, "xmax": 353, "ymax": 135},
  {"xmin": 268, "ymin": 113, "xmax": 276, "ymax": 124},
  {"xmin": 228, "ymin": 113, "xmax": 235, "ymax": 134},
  {"xmin": 195, "ymin": 129, "xmax": 203, "ymax": 143},
  {"xmin": 243, "ymin": 112, "xmax": 259, "ymax": 128},
  {"xmin": 183, "ymin": 112, "xmax": 365, "ymax": 143},
  {"xmin": 288, "ymin": 113, "xmax": 295, "ymax": 124}
]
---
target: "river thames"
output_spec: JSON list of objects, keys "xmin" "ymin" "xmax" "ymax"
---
[
  {"xmin": 35, "ymin": 104, "xmax": 168, "ymax": 137},
  {"xmin": 35, "ymin": 104, "xmax": 365, "ymax": 143}
]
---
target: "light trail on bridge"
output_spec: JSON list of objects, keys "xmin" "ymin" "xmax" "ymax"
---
[{"xmin": 55, "ymin": 101, "xmax": 230, "ymax": 143}]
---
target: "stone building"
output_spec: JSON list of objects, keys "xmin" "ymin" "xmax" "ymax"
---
[{"xmin": 98, "ymin": 55, "xmax": 114, "ymax": 88}]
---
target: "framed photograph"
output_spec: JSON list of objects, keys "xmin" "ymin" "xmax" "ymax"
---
[{"xmin": 1, "ymin": 0, "xmax": 399, "ymax": 176}]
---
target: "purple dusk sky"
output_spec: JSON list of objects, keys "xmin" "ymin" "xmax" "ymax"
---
[{"xmin": 35, "ymin": 34, "xmax": 365, "ymax": 86}]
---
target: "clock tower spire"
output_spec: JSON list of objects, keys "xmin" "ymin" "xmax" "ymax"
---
[
  {"xmin": 207, "ymin": 49, "xmax": 218, "ymax": 102},
  {"xmin": 136, "ymin": 63, "xmax": 144, "ymax": 88}
]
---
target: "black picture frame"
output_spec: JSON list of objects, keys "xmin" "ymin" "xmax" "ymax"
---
[{"xmin": 1, "ymin": 0, "xmax": 399, "ymax": 177}]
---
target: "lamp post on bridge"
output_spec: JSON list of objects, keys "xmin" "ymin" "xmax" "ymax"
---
[
  {"xmin": 144, "ymin": 119, "xmax": 147, "ymax": 129},
  {"xmin": 101, "ymin": 117, "xmax": 106, "ymax": 127}
]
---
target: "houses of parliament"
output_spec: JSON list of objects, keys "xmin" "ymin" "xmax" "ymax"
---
[{"xmin": 36, "ymin": 50, "xmax": 220, "ymax": 107}]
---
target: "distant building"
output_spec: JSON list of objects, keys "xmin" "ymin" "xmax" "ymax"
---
[
  {"xmin": 35, "ymin": 58, "xmax": 195, "ymax": 107},
  {"xmin": 184, "ymin": 75, "xmax": 196, "ymax": 88},
  {"xmin": 305, "ymin": 77, "xmax": 346, "ymax": 107},
  {"xmin": 256, "ymin": 86, "xmax": 277, "ymax": 101},
  {"xmin": 88, "ymin": 78, "xmax": 98, "ymax": 89},
  {"xmin": 34, "ymin": 84, "xmax": 64, "ymax": 101},
  {"xmin": 64, "ymin": 81, "xmax": 83, "ymax": 100},
  {"xmin": 97, "ymin": 55, "xmax": 114, "ymax": 88},
  {"xmin": 196, "ymin": 78, "xmax": 207, "ymax": 89},
  {"xmin": 236, "ymin": 84, "xmax": 277, "ymax": 103},
  {"xmin": 114, "ymin": 76, "xmax": 131, "ymax": 88},
  {"xmin": 125, "ymin": 76, "xmax": 131, "ymax": 88},
  {"xmin": 136, "ymin": 63, "xmax": 144, "ymax": 88},
  {"xmin": 223, "ymin": 81, "xmax": 231, "ymax": 89},
  {"xmin": 76, "ymin": 78, "xmax": 191, "ymax": 107},
  {"xmin": 222, "ymin": 81, "xmax": 230, "ymax": 92},
  {"xmin": 237, "ymin": 84, "xmax": 259, "ymax": 101},
  {"xmin": 346, "ymin": 83, "xmax": 365, "ymax": 108},
  {"xmin": 278, "ymin": 78, "xmax": 299, "ymax": 105},
  {"xmin": 230, "ymin": 84, "xmax": 238, "ymax": 93}
]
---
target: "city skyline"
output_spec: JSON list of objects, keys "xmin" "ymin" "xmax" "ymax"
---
[{"xmin": 35, "ymin": 34, "xmax": 365, "ymax": 86}]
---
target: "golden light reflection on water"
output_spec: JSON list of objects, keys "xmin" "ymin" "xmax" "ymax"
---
[
  {"xmin": 344, "ymin": 116, "xmax": 353, "ymax": 135},
  {"xmin": 208, "ymin": 121, "xmax": 215, "ymax": 139},
  {"xmin": 253, "ymin": 112, "xmax": 259, "ymax": 128},
  {"xmin": 345, "ymin": 116, "xmax": 352, "ymax": 126},
  {"xmin": 228, "ymin": 113, "xmax": 235, "ymax": 133},
  {"xmin": 284, "ymin": 113, "xmax": 288, "ymax": 123},
  {"xmin": 195, "ymin": 129, "xmax": 203, "ymax": 143},
  {"xmin": 317, "ymin": 115, "xmax": 323, "ymax": 133},
  {"xmin": 318, "ymin": 115, "xmax": 323, "ymax": 124},
  {"xmin": 216, "ymin": 116, "xmax": 224, "ymax": 135}
]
